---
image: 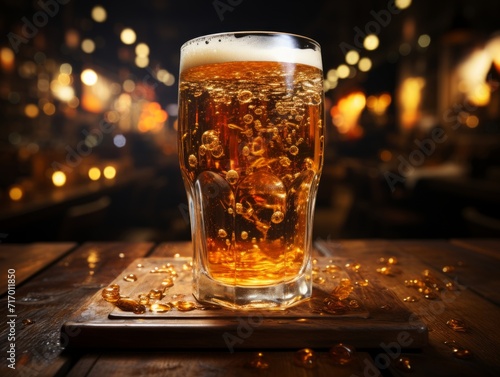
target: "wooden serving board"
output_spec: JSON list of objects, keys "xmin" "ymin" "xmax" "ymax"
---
[{"xmin": 62, "ymin": 256, "xmax": 428, "ymax": 350}]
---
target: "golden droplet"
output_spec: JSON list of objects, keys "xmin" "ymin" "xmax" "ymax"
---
[
  {"xmin": 115, "ymin": 298, "xmax": 146, "ymax": 314},
  {"xmin": 173, "ymin": 300, "xmax": 197, "ymax": 311},
  {"xmin": 453, "ymin": 348, "xmax": 473, "ymax": 359},
  {"xmin": 150, "ymin": 303, "xmax": 172, "ymax": 313},
  {"xmin": 329, "ymin": 343, "xmax": 356, "ymax": 365},
  {"xmin": 138, "ymin": 294, "xmax": 150, "ymax": 305},
  {"xmin": 161, "ymin": 278, "xmax": 174, "ymax": 288},
  {"xmin": 293, "ymin": 348, "xmax": 317, "ymax": 369},
  {"xmin": 123, "ymin": 273, "xmax": 138, "ymax": 282},
  {"xmin": 395, "ymin": 356, "xmax": 412, "ymax": 371},
  {"xmin": 136, "ymin": 263, "xmax": 144, "ymax": 268},
  {"xmin": 101, "ymin": 285, "xmax": 120, "ymax": 303},
  {"xmin": 313, "ymin": 276, "xmax": 326, "ymax": 284},
  {"xmin": 22, "ymin": 319, "xmax": 35, "ymax": 325},
  {"xmin": 403, "ymin": 296, "xmax": 419, "ymax": 303},
  {"xmin": 323, "ymin": 298, "xmax": 348, "ymax": 314},
  {"xmin": 446, "ymin": 319, "xmax": 467, "ymax": 332},
  {"xmin": 442, "ymin": 265, "xmax": 455, "ymax": 273},
  {"xmin": 247, "ymin": 352, "xmax": 269, "ymax": 369},
  {"xmin": 148, "ymin": 289, "xmax": 163, "ymax": 300}
]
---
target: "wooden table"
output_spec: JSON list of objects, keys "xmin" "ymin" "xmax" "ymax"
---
[{"xmin": 1, "ymin": 239, "xmax": 499, "ymax": 376}]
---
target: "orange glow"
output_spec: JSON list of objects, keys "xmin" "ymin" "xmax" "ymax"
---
[
  {"xmin": 330, "ymin": 91, "xmax": 366, "ymax": 138},
  {"xmin": 88, "ymin": 167, "xmax": 101, "ymax": 181},
  {"xmin": 52, "ymin": 171, "xmax": 67, "ymax": 187},
  {"xmin": 380, "ymin": 149, "xmax": 393, "ymax": 162},
  {"xmin": 0, "ymin": 47, "xmax": 15, "ymax": 71},
  {"xmin": 367, "ymin": 93, "xmax": 392, "ymax": 115},
  {"xmin": 137, "ymin": 102, "xmax": 168, "ymax": 132},
  {"xmin": 103, "ymin": 166, "xmax": 117, "ymax": 179},
  {"xmin": 9, "ymin": 186, "xmax": 23, "ymax": 201},
  {"xmin": 399, "ymin": 77, "xmax": 425, "ymax": 129},
  {"xmin": 468, "ymin": 82, "xmax": 490, "ymax": 107},
  {"xmin": 465, "ymin": 115, "xmax": 479, "ymax": 128}
]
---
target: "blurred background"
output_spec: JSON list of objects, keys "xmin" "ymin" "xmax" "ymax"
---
[{"xmin": 1, "ymin": 0, "xmax": 499, "ymax": 243}]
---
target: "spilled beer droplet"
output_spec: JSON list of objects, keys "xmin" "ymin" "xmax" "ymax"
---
[
  {"xmin": 101, "ymin": 284, "xmax": 120, "ymax": 303},
  {"xmin": 22, "ymin": 319, "xmax": 35, "ymax": 326},
  {"xmin": 116, "ymin": 298, "xmax": 146, "ymax": 314},
  {"xmin": 403, "ymin": 296, "xmax": 419, "ymax": 303},
  {"xmin": 161, "ymin": 278, "xmax": 174, "ymax": 288},
  {"xmin": 293, "ymin": 348, "xmax": 317, "ymax": 369},
  {"xmin": 150, "ymin": 303, "xmax": 172, "ymax": 313},
  {"xmin": 329, "ymin": 343, "xmax": 355, "ymax": 365},
  {"xmin": 173, "ymin": 301, "xmax": 197, "ymax": 311},
  {"xmin": 123, "ymin": 273, "xmax": 138, "ymax": 282},
  {"xmin": 446, "ymin": 319, "xmax": 467, "ymax": 332},
  {"xmin": 247, "ymin": 352, "xmax": 269, "ymax": 369}
]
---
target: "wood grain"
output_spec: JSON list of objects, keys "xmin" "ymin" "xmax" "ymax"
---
[
  {"xmin": 0, "ymin": 242, "xmax": 154, "ymax": 377},
  {"xmin": 0, "ymin": 243, "xmax": 76, "ymax": 295}
]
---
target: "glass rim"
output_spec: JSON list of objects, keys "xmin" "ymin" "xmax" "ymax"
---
[{"xmin": 180, "ymin": 31, "xmax": 321, "ymax": 51}]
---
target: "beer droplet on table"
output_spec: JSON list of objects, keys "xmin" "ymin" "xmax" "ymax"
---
[
  {"xmin": 226, "ymin": 170, "xmax": 239, "ymax": 185},
  {"xmin": 329, "ymin": 343, "xmax": 356, "ymax": 365},
  {"xmin": 116, "ymin": 298, "xmax": 146, "ymax": 314},
  {"xmin": 395, "ymin": 356, "xmax": 412, "ymax": 371},
  {"xmin": 123, "ymin": 273, "xmax": 138, "ymax": 282},
  {"xmin": 446, "ymin": 319, "xmax": 467, "ymax": 332},
  {"xmin": 237, "ymin": 90, "xmax": 253, "ymax": 103},
  {"xmin": 101, "ymin": 285, "xmax": 120, "ymax": 302},
  {"xmin": 161, "ymin": 278, "xmax": 174, "ymax": 288},
  {"xmin": 22, "ymin": 319, "xmax": 35, "ymax": 326},
  {"xmin": 453, "ymin": 348, "xmax": 473, "ymax": 359},
  {"xmin": 138, "ymin": 294, "xmax": 150, "ymax": 305},
  {"xmin": 241, "ymin": 231, "xmax": 249, "ymax": 240},
  {"xmin": 136, "ymin": 263, "xmax": 144, "ymax": 268},
  {"xmin": 150, "ymin": 303, "xmax": 172, "ymax": 313},
  {"xmin": 293, "ymin": 348, "xmax": 317, "ymax": 369},
  {"xmin": 403, "ymin": 296, "xmax": 419, "ymax": 302},
  {"xmin": 174, "ymin": 300, "xmax": 197, "ymax": 311},
  {"xmin": 247, "ymin": 352, "xmax": 269, "ymax": 369},
  {"xmin": 289, "ymin": 145, "xmax": 299, "ymax": 155},
  {"xmin": 118, "ymin": 253, "xmax": 125, "ymax": 258},
  {"xmin": 188, "ymin": 154, "xmax": 197, "ymax": 167},
  {"xmin": 148, "ymin": 289, "xmax": 163, "ymax": 300},
  {"xmin": 271, "ymin": 211, "xmax": 284, "ymax": 224},
  {"xmin": 218, "ymin": 229, "xmax": 228, "ymax": 238}
]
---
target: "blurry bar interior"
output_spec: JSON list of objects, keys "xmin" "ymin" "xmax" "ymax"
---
[{"xmin": 1, "ymin": 0, "xmax": 499, "ymax": 243}]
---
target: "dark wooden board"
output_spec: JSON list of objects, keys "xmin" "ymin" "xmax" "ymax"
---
[
  {"xmin": 62, "ymin": 256, "xmax": 427, "ymax": 350},
  {"xmin": 0, "ymin": 242, "xmax": 76, "ymax": 295}
]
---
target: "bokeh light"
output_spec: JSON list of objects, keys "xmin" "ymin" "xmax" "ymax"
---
[
  {"xmin": 120, "ymin": 28, "xmax": 136, "ymax": 45},
  {"xmin": 52, "ymin": 171, "xmax": 67, "ymax": 187}
]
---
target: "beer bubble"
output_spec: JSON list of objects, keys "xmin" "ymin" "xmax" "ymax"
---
[
  {"xmin": 295, "ymin": 115, "xmax": 303, "ymax": 121},
  {"xmin": 211, "ymin": 144, "xmax": 224, "ymax": 158},
  {"xmin": 218, "ymin": 229, "xmax": 228, "ymax": 238},
  {"xmin": 243, "ymin": 114, "xmax": 253, "ymax": 124},
  {"xmin": 193, "ymin": 89, "xmax": 203, "ymax": 97},
  {"xmin": 235, "ymin": 203, "xmax": 243, "ymax": 214},
  {"xmin": 199, "ymin": 145, "xmax": 207, "ymax": 156},
  {"xmin": 241, "ymin": 231, "xmax": 249, "ymax": 240},
  {"xmin": 237, "ymin": 90, "xmax": 253, "ymax": 103},
  {"xmin": 202, "ymin": 130, "xmax": 219, "ymax": 150},
  {"xmin": 225, "ymin": 170, "xmax": 239, "ymax": 185},
  {"xmin": 254, "ymin": 108, "xmax": 263, "ymax": 115},
  {"xmin": 271, "ymin": 211, "xmax": 284, "ymax": 224},
  {"xmin": 250, "ymin": 137, "xmax": 265, "ymax": 156},
  {"xmin": 279, "ymin": 156, "xmax": 291, "ymax": 167},
  {"xmin": 188, "ymin": 154, "xmax": 197, "ymax": 167},
  {"xmin": 242, "ymin": 146, "xmax": 250, "ymax": 156},
  {"xmin": 304, "ymin": 158, "xmax": 314, "ymax": 170},
  {"xmin": 289, "ymin": 145, "xmax": 299, "ymax": 155},
  {"xmin": 254, "ymin": 119, "xmax": 262, "ymax": 130}
]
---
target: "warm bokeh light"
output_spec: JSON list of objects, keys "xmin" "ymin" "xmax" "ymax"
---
[
  {"xmin": 123, "ymin": 79, "xmax": 135, "ymax": 92},
  {"xmin": 366, "ymin": 93, "xmax": 392, "ymax": 115},
  {"xmin": 51, "ymin": 83, "xmax": 75, "ymax": 102},
  {"xmin": 52, "ymin": 171, "xmax": 67, "ymax": 187},
  {"xmin": 379, "ymin": 149, "xmax": 393, "ymax": 162},
  {"xmin": 120, "ymin": 28, "xmax": 137, "ymax": 45},
  {"xmin": 103, "ymin": 166, "xmax": 117, "ymax": 179},
  {"xmin": 363, "ymin": 34, "xmax": 379, "ymax": 51},
  {"xmin": 43, "ymin": 102, "xmax": 56, "ymax": 116},
  {"xmin": 468, "ymin": 82, "xmax": 490, "ymax": 106},
  {"xmin": 81, "ymin": 39, "xmax": 96, "ymax": 54},
  {"xmin": 59, "ymin": 63, "xmax": 72, "ymax": 74},
  {"xmin": 345, "ymin": 50, "xmax": 360, "ymax": 65},
  {"xmin": 418, "ymin": 34, "xmax": 431, "ymax": 48},
  {"xmin": 399, "ymin": 77, "xmax": 425, "ymax": 129},
  {"xmin": 57, "ymin": 73, "xmax": 71, "ymax": 86},
  {"xmin": 81, "ymin": 69, "xmax": 98, "ymax": 86},
  {"xmin": 138, "ymin": 102, "xmax": 168, "ymax": 132},
  {"xmin": 91, "ymin": 5, "xmax": 107, "ymax": 23},
  {"xmin": 337, "ymin": 64, "xmax": 350, "ymax": 79},
  {"xmin": 135, "ymin": 43, "xmax": 150, "ymax": 57},
  {"xmin": 326, "ymin": 69, "xmax": 338, "ymax": 82},
  {"xmin": 24, "ymin": 104, "xmax": 39, "ymax": 118},
  {"xmin": 358, "ymin": 57, "xmax": 372, "ymax": 72},
  {"xmin": 9, "ymin": 186, "xmax": 23, "ymax": 201},
  {"xmin": 0, "ymin": 47, "xmax": 15, "ymax": 71},
  {"xmin": 88, "ymin": 167, "xmax": 101, "ymax": 181},
  {"xmin": 465, "ymin": 115, "xmax": 479, "ymax": 128},
  {"xmin": 135, "ymin": 55, "xmax": 149, "ymax": 68},
  {"xmin": 395, "ymin": 0, "xmax": 412, "ymax": 10},
  {"xmin": 330, "ymin": 91, "xmax": 366, "ymax": 138}
]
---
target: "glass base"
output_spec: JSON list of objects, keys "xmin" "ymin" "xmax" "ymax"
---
[{"xmin": 194, "ymin": 271, "xmax": 312, "ymax": 310}]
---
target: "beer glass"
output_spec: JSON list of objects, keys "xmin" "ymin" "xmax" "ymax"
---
[{"xmin": 178, "ymin": 32, "xmax": 324, "ymax": 309}]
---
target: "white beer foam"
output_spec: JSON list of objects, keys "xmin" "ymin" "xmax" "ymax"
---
[{"xmin": 180, "ymin": 32, "xmax": 322, "ymax": 71}]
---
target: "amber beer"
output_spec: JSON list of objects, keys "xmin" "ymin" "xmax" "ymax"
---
[{"xmin": 178, "ymin": 32, "xmax": 324, "ymax": 309}]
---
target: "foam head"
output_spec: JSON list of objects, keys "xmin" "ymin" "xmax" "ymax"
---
[{"xmin": 180, "ymin": 32, "xmax": 322, "ymax": 72}]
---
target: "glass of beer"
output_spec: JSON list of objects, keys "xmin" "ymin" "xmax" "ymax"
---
[{"xmin": 178, "ymin": 32, "xmax": 324, "ymax": 309}]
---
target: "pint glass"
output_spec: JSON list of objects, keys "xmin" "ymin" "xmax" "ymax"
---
[{"xmin": 178, "ymin": 32, "xmax": 324, "ymax": 309}]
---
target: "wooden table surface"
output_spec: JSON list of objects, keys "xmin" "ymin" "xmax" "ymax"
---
[{"xmin": 1, "ymin": 239, "xmax": 499, "ymax": 376}]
